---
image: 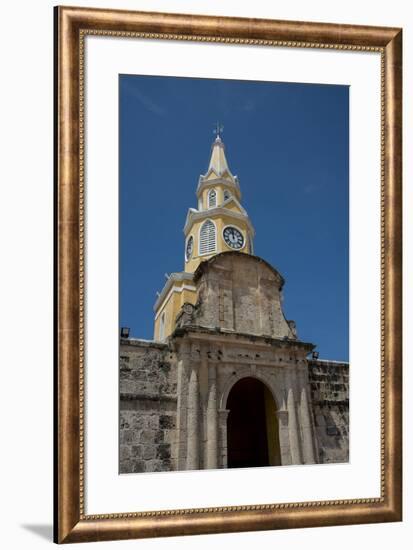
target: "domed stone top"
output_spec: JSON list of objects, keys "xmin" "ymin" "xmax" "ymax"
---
[{"xmin": 187, "ymin": 252, "xmax": 297, "ymax": 340}]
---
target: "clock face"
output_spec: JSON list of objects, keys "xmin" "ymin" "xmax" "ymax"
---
[
  {"xmin": 185, "ymin": 236, "xmax": 194, "ymax": 261},
  {"xmin": 223, "ymin": 226, "xmax": 244, "ymax": 250}
]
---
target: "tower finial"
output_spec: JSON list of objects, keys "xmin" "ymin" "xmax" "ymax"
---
[{"xmin": 213, "ymin": 121, "xmax": 224, "ymax": 140}]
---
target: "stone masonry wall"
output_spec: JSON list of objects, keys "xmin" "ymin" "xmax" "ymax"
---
[
  {"xmin": 192, "ymin": 253, "xmax": 295, "ymax": 340},
  {"xmin": 119, "ymin": 337, "xmax": 349, "ymax": 472},
  {"xmin": 119, "ymin": 339, "xmax": 178, "ymax": 474},
  {"xmin": 308, "ymin": 359, "xmax": 349, "ymax": 464}
]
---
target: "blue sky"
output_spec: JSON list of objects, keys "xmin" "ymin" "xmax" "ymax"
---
[{"xmin": 119, "ymin": 75, "xmax": 349, "ymax": 362}]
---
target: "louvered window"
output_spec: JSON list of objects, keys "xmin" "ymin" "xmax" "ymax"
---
[
  {"xmin": 199, "ymin": 220, "xmax": 216, "ymax": 255},
  {"xmin": 208, "ymin": 189, "xmax": 217, "ymax": 208}
]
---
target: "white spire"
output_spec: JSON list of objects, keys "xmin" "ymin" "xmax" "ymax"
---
[{"xmin": 208, "ymin": 136, "xmax": 231, "ymax": 177}]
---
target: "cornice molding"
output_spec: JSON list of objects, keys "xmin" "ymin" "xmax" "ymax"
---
[
  {"xmin": 201, "ymin": 167, "xmax": 236, "ymax": 182},
  {"xmin": 172, "ymin": 324, "xmax": 315, "ymax": 353},
  {"xmin": 153, "ymin": 271, "xmax": 195, "ymax": 313},
  {"xmin": 196, "ymin": 177, "xmax": 241, "ymax": 200},
  {"xmin": 184, "ymin": 206, "xmax": 255, "ymax": 237},
  {"xmin": 221, "ymin": 195, "xmax": 247, "ymax": 215}
]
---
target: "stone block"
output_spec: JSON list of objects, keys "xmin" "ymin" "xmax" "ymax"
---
[
  {"xmin": 146, "ymin": 415, "xmax": 159, "ymax": 430},
  {"xmin": 119, "ymin": 460, "xmax": 131, "ymax": 474},
  {"xmin": 144, "ymin": 459, "xmax": 160, "ymax": 472},
  {"xmin": 119, "ymin": 414, "xmax": 130, "ymax": 430},
  {"xmin": 130, "ymin": 414, "xmax": 145, "ymax": 430},
  {"xmin": 152, "ymin": 459, "xmax": 173, "ymax": 472},
  {"xmin": 143, "ymin": 446, "xmax": 156, "ymax": 460},
  {"xmin": 120, "ymin": 429, "xmax": 138, "ymax": 445},
  {"xmin": 157, "ymin": 444, "xmax": 171, "ymax": 460},
  {"xmin": 130, "ymin": 459, "xmax": 146, "ymax": 473},
  {"xmin": 119, "ymin": 445, "xmax": 131, "ymax": 460},
  {"xmin": 131, "ymin": 445, "xmax": 143, "ymax": 458},
  {"xmin": 140, "ymin": 429, "xmax": 155, "ymax": 444},
  {"xmin": 159, "ymin": 415, "xmax": 175, "ymax": 429}
]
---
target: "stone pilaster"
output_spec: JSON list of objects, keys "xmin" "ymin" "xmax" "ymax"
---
[
  {"xmin": 218, "ymin": 409, "xmax": 230, "ymax": 468},
  {"xmin": 299, "ymin": 380, "xmax": 317, "ymax": 464},
  {"xmin": 287, "ymin": 382, "xmax": 303, "ymax": 465},
  {"xmin": 276, "ymin": 409, "xmax": 291, "ymax": 465},
  {"xmin": 206, "ymin": 364, "xmax": 218, "ymax": 469},
  {"xmin": 176, "ymin": 340, "xmax": 190, "ymax": 470},
  {"xmin": 186, "ymin": 363, "xmax": 200, "ymax": 470}
]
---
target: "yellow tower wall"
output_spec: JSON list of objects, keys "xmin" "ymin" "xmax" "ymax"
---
[
  {"xmin": 184, "ymin": 213, "xmax": 252, "ymax": 273},
  {"xmin": 154, "ymin": 282, "xmax": 197, "ymax": 341}
]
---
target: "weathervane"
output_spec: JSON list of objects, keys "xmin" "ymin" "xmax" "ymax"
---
[{"xmin": 213, "ymin": 121, "xmax": 224, "ymax": 139}]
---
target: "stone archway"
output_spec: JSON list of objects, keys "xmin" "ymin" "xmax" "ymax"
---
[{"xmin": 226, "ymin": 377, "xmax": 281, "ymax": 468}]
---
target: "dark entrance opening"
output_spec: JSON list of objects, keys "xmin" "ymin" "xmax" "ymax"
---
[{"xmin": 227, "ymin": 377, "xmax": 281, "ymax": 468}]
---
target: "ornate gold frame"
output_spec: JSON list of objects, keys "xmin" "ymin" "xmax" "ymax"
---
[{"xmin": 55, "ymin": 5, "xmax": 402, "ymax": 543}]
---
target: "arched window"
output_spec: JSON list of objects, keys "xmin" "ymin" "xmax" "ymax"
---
[
  {"xmin": 223, "ymin": 189, "xmax": 230, "ymax": 201},
  {"xmin": 159, "ymin": 312, "xmax": 166, "ymax": 341},
  {"xmin": 208, "ymin": 189, "xmax": 217, "ymax": 208},
  {"xmin": 199, "ymin": 219, "xmax": 216, "ymax": 255}
]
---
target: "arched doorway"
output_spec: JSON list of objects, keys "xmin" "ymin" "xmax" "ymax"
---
[{"xmin": 226, "ymin": 377, "xmax": 281, "ymax": 468}]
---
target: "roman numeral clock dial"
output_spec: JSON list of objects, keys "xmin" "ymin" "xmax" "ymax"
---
[{"xmin": 223, "ymin": 226, "xmax": 244, "ymax": 250}]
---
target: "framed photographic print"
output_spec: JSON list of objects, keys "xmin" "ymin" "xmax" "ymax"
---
[{"xmin": 54, "ymin": 6, "xmax": 402, "ymax": 544}]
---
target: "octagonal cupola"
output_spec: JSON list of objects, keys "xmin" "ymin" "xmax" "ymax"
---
[{"xmin": 184, "ymin": 131, "xmax": 255, "ymax": 273}]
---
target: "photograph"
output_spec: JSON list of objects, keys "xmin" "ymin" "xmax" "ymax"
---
[{"xmin": 118, "ymin": 74, "xmax": 350, "ymax": 474}]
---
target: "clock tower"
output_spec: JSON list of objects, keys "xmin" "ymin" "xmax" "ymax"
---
[
  {"xmin": 154, "ymin": 131, "xmax": 255, "ymax": 341},
  {"xmin": 183, "ymin": 132, "xmax": 254, "ymax": 273}
]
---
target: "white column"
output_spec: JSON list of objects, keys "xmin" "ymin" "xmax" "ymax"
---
[
  {"xmin": 287, "ymin": 386, "xmax": 303, "ymax": 465},
  {"xmin": 206, "ymin": 364, "xmax": 218, "ymax": 469},
  {"xmin": 300, "ymin": 384, "xmax": 317, "ymax": 464},
  {"xmin": 276, "ymin": 410, "xmax": 291, "ymax": 465},
  {"xmin": 218, "ymin": 409, "xmax": 230, "ymax": 468},
  {"xmin": 186, "ymin": 364, "xmax": 200, "ymax": 470}
]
